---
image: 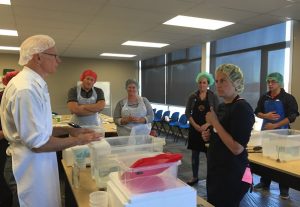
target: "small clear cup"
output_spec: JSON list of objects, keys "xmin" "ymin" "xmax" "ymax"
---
[{"xmin": 89, "ymin": 191, "xmax": 108, "ymax": 207}]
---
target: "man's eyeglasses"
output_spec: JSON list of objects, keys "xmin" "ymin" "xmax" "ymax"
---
[
  {"xmin": 267, "ymin": 80, "xmax": 278, "ymax": 84},
  {"xmin": 42, "ymin": 52, "xmax": 60, "ymax": 61}
]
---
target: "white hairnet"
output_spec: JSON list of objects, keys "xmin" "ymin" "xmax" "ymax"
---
[
  {"xmin": 216, "ymin": 64, "xmax": 244, "ymax": 94},
  {"xmin": 19, "ymin": 35, "xmax": 55, "ymax": 66}
]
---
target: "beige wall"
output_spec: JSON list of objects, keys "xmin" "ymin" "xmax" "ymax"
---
[
  {"xmin": 0, "ymin": 53, "xmax": 22, "ymax": 72},
  {"xmin": 291, "ymin": 21, "xmax": 300, "ymax": 130},
  {"xmin": 0, "ymin": 53, "xmax": 138, "ymax": 116}
]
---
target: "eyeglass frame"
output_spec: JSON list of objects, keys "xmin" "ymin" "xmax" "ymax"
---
[
  {"xmin": 41, "ymin": 52, "xmax": 61, "ymax": 61},
  {"xmin": 267, "ymin": 80, "xmax": 278, "ymax": 85}
]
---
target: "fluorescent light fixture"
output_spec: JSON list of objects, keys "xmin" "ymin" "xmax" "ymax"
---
[
  {"xmin": 0, "ymin": 0, "xmax": 11, "ymax": 5},
  {"xmin": 0, "ymin": 29, "xmax": 18, "ymax": 36},
  {"xmin": 122, "ymin": 41, "xmax": 169, "ymax": 48},
  {"xmin": 205, "ymin": 42, "xmax": 210, "ymax": 73},
  {"xmin": 163, "ymin": 15, "xmax": 234, "ymax": 30},
  {"xmin": 100, "ymin": 53, "xmax": 136, "ymax": 58},
  {"xmin": 0, "ymin": 46, "xmax": 20, "ymax": 51}
]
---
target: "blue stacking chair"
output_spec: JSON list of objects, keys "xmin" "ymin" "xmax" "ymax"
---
[
  {"xmin": 153, "ymin": 108, "xmax": 156, "ymax": 114},
  {"xmin": 151, "ymin": 109, "xmax": 163, "ymax": 131},
  {"xmin": 174, "ymin": 114, "xmax": 190, "ymax": 144},
  {"xmin": 166, "ymin": 112, "xmax": 180, "ymax": 138},
  {"xmin": 158, "ymin": 110, "xmax": 170, "ymax": 135}
]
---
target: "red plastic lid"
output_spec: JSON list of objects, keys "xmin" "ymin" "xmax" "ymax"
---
[
  {"xmin": 130, "ymin": 153, "xmax": 182, "ymax": 168},
  {"xmin": 121, "ymin": 153, "xmax": 182, "ymax": 180}
]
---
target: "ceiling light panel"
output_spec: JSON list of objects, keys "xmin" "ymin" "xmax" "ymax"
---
[
  {"xmin": 100, "ymin": 53, "xmax": 136, "ymax": 58},
  {"xmin": 0, "ymin": 46, "xmax": 20, "ymax": 51},
  {"xmin": 0, "ymin": 0, "xmax": 11, "ymax": 5},
  {"xmin": 122, "ymin": 41, "xmax": 169, "ymax": 48},
  {"xmin": 0, "ymin": 29, "xmax": 18, "ymax": 36},
  {"xmin": 163, "ymin": 15, "xmax": 234, "ymax": 30}
]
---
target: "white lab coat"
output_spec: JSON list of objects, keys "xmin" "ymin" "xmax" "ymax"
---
[
  {"xmin": 0, "ymin": 67, "xmax": 61, "ymax": 207},
  {"xmin": 12, "ymin": 144, "xmax": 60, "ymax": 207}
]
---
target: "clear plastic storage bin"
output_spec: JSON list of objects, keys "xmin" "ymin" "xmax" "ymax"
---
[
  {"xmin": 89, "ymin": 135, "xmax": 165, "ymax": 161},
  {"xmin": 248, "ymin": 131, "xmax": 262, "ymax": 147},
  {"xmin": 62, "ymin": 125, "xmax": 105, "ymax": 167},
  {"xmin": 116, "ymin": 154, "xmax": 179, "ymax": 194},
  {"xmin": 81, "ymin": 125, "xmax": 105, "ymax": 138},
  {"xmin": 93, "ymin": 152, "xmax": 161, "ymax": 190},
  {"xmin": 105, "ymin": 135, "xmax": 165, "ymax": 153},
  {"xmin": 93, "ymin": 154, "xmax": 120, "ymax": 189},
  {"xmin": 262, "ymin": 129, "xmax": 300, "ymax": 162},
  {"xmin": 89, "ymin": 135, "xmax": 165, "ymax": 189},
  {"xmin": 107, "ymin": 172, "xmax": 197, "ymax": 207}
]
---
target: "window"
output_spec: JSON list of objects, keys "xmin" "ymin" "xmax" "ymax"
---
[
  {"xmin": 188, "ymin": 46, "xmax": 201, "ymax": 60},
  {"xmin": 141, "ymin": 46, "xmax": 202, "ymax": 106},
  {"xmin": 141, "ymin": 66, "xmax": 165, "ymax": 103},
  {"xmin": 210, "ymin": 22, "xmax": 290, "ymax": 109},
  {"xmin": 141, "ymin": 22, "xmax": 291, "ymax": 110},
  {"xmin": 214, "ymin": 51, "xmax": 261, "ymax": 108},
  {"xmin": 166, "ymin": 60, "xmax": 200, "ymax": 106},
  {"xmin": 214, "ymin": 23, "xmax": 286, "ymax": 54},
  {"xmin": 168, "ymin": 49, "xmax": 186, "ymax": 63},
  {"xmin": 141, "ymin": 55, "xmax": 165, "ymax": 68}
]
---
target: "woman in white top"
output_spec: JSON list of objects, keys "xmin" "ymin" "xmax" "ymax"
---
[{"xmin": 113, "ymin": 79, "xmax": 154, "ymax": 136}]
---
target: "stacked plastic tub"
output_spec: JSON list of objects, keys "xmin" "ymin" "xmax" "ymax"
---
[
  {"xmin": 64, "ymin": 134, "xmax": 197, "ymax": 206},
  {"xmin": 261, "ymin": 129, "xmax": 300, "ymax": 162},
  {"xmin": 89, "ymin": 135, "xmax": 166, "ymax": 189},
  {"xmin": 106, "ymin": 153, "xmax": 196, "ymax": 207}
]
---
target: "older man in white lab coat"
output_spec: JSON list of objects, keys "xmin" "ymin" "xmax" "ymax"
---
[{"xmin": 0, "ymin": 35, "xmax": 102, "ymax": 207}]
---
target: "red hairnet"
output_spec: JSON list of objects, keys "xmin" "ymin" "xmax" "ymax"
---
[
  {"xmin": 80, "ymin": 69, "xmax": 97, "ymax": 81},
  {"xmin": 2, "ymin": 71, "xmax": 20, "ymax": 86}
]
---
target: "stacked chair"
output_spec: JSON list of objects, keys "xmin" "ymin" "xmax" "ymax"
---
[
  {"xmin": 151, "ymin": 109, "xmax": 163, "ymax": 132},
  {"xmin": 165, "ymin": 112, "xmax": 180, "ymax": 139},
  {"xmin": 153, "ymin": 108, "xmax": 156, "ymax": 114},
  {"xmin": 158, "ymin": 110, "xmax": 170, "ymax": 135},
  {"xmin": 174, "ymin": 114, "xmax": 190, "ymax": 144}
]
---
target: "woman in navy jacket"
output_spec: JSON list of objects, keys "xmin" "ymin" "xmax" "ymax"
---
[{"xmin": 202, "ymin": 64, "xmax": 255, "ymax": 207}]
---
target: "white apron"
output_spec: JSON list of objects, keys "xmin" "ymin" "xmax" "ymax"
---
[
  {"xmin": 71, "ymin": 85, "xmax": 100, "ymax": 126},
  {"xmin": 117, "ymin": 96, "xmax": 151, "ymax": 136}
]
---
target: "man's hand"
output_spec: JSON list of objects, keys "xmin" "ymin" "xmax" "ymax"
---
[
  {"xmin": 265, "ymin": 111, "xmax": 280, "ymax": 121},
  {"xmin": 73, "ymin": 131, "xmax": 102, "ymax": 145},
  {"xmin": 69, "ymin": 128, "xmax": 94, "ymax": 137},
  {"xmin": 263, "ymin": 123, "xmax": 278, "ymax": 130}
]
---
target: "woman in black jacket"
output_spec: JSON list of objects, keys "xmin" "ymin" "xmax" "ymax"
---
[{"xmin": 185, "ymin": 72, "xmax": 219, "ymax": 185}]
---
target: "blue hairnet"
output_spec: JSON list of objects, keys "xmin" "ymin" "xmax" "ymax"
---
[
  {"xmin": 266, "ymin": 72, "xmax": 283, "ymax": 86},
  {"xmin": 195, "ymin": 72, "xmax": 215, "ymax": 86}
]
